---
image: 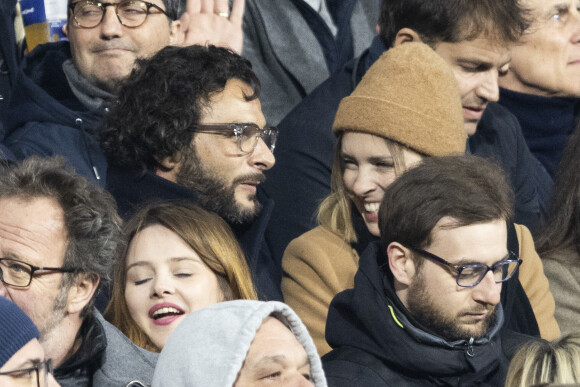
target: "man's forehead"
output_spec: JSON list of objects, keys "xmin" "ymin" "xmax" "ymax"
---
[
  {"xmin": 0, "ymin": 197, "xmax": 66, "ymax": 246},
  {"xmin": 436, "ymin": 36, "xmax": 512, "ymax": 66}
]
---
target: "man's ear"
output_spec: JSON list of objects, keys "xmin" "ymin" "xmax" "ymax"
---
[
  {"xmin": 66, "ymin": 274, "xmax": 99, "ymax": 315},
  {"xmin": 155, "ymin": 152, "xmax": 181, "ymax": 182},
  {"xmin": 393, "ymin": 28, "xmax": 423, "ymax": 47},
  {"xmin": 169, "ymin": 19, "xmax": 184, "ymax": 45},
  {"xmin": 62, "ymin": 23, "xmax": 69, "ymax": 37},
  {"xmin": 387, "ymin": 242, "xmax": 416, "ymax": 286}
]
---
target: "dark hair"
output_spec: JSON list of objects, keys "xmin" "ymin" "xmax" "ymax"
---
[
  {"xmin": 378, "ymin": 0, "xmax": 530, "ymax": 48},
  {"xmin": 537, "ymin": 127, "xmax": 580, "ymax": 256},
  {"xmin": 0, "ymin": 156, "xmax": 122, "ymax": 316},
  {"xmin": 100, "ymin": 44, "xmax": 260, "ymax": 173},
  {"xmin": 379, "ymin": 155, "xmax": 513, "ymax": 251}
]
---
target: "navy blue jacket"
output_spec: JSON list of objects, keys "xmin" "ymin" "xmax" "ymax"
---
[
  {"xmin": 0, "ymin": 0, "xmax": 19, "ymax": 161},
  {"xmin": 499, "ymin": 87, "xmax": 580, "ymax": 178},
  {"xmin": 262, "ymin": 38, "xmax": 549, "ymax": 264},
  {"xmin": 3, "ymin": 41, "xmax": 107, "ymax": 185},
  {"xmin": 322, "ymin": 241, "xmax": 536, "ymax": 386},
  {"xmin": 106, "ymin": 166, "xmax": 283, "ymax": 302}
]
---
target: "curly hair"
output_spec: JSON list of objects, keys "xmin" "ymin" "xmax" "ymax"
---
[
  {"xmin": 378, "ymin": 0, "xmax": 530, "ymax": 48},
  {"xmin": 0, "ymin": 156, "xmax": 123, "ymax": 316},
  {"xmin": 100, "ymin": 44, "xmax": 261, "ymax": 174}
]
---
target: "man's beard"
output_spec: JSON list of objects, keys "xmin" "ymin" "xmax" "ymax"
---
[
  {"xmin": 39, "ymin": 282, "xmax": 70, "ymax": 342},
  {"xmin": 406, "ymin": 270, "xmax": 498, "ymax": 342},
  {"xmin": 176, "ymin": 145, "xmax": 264, "ymax": 224}
]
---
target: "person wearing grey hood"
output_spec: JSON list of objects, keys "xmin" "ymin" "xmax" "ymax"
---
[{"xmin": 152, "ymin": 300, "xmax": 326, "ymax": 386}]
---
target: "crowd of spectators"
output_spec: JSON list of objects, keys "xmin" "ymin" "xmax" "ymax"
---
[{"xmin": 0, "ymin": 0, "xmax": 579, "ymax": 386}]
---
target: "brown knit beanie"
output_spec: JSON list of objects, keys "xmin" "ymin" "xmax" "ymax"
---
[{"xmin": 332, "ymin": 42, "xmax": 466, "ymax": 156}]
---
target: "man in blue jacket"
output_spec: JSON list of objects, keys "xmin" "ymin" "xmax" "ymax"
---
[
  {"xmin": 322, "ymin": 155, "xmax": 536, "ymax": 386},
  {"xmin": 101, "ymin": 45, "xmax": 282, "ymax": 301},
  {"xmin": 262, "ymin": 0, "xmax": 551, "ymax": 265}
]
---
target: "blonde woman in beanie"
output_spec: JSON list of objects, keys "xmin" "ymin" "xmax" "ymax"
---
[{"xmin": 281, "ymin": 42, "xmax": 558, "ymax": 356}]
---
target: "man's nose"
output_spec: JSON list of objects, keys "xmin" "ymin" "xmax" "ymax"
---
[
  {"xmin": 99, "ymin": 5, "xmax": 124, "ymax": 38},
  {"xmin": 475, "ymin": 70, "xmax": 500, "ymax": 103},
  {"xmin": 249, "ymin": 138, "xmax": 276, "ymax": 171},
  {"xmin": 472, "ymin": 271, "xmax": 501, "ymax": 306}
]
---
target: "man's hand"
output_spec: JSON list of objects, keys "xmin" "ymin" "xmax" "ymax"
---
[{"xmin": 180, "ymin": 0, "xmax": 245, "ymax": 54}]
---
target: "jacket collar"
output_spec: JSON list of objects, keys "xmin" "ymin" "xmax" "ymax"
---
[
  {"xmin": 326, "ymin": 241, "xmax": 505, "ymax": 379},
  {"xmin": 54, "ymin": 314, "xmax": 107, "ymax": 383}
]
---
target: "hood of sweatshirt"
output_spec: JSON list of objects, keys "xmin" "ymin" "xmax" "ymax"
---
[{"xmin": 152, "ymin": 300, "xmax": 327, "ymax": 387}]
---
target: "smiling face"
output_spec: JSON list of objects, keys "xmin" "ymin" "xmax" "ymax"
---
[
  {"xmin": 234, "ymin": 317, "xmax": 314, "ymax": 387},
  {"xmin": 402, "ymin": 218, "xmax": 507, "ymax": 341},
  {"xmin": 433, "ymin": 37, "xmax": 511, "ymax": 135},
  {"xmin": 341, "ymin": 132, "xmax": 422, "ymax": 237},
  {"xmin": 124, "ymin": 224, "xmax": 224, "ymax": 349},
  {"xmin": 63, "ymin": 0, "xmax": 181, "ymax": 93},
  {"xmin": 174, "ymin": 78, "xmax": 275, "ymax": 224},
  {"xmin": 500, "ymin": 0, "xmax": 580, "ymax": 97}
]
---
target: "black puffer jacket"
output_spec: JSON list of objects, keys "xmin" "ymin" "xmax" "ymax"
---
[{"xmin": 322, "ymin": 241, "xmax": 537, "ymax": 386}]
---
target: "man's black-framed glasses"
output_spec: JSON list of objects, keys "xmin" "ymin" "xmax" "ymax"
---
[
  {"xmin": 192, "ymin": 123, "xmax": 278, "ymax": 154},
  {"xmin": 406, "ymin": 246, "xmax": 522, "ymax": 287},
  {"xmin": 0, "ymin": 359, "xmax": 53, "ymax": 387},
  {"xmin": 0, "ymin": 258, "xmax": 78, "ymax": 288},
  {"xmin": 69, "ymin": 0, "xmax": 176, "ymax": 29}
]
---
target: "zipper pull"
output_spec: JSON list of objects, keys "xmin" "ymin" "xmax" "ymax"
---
[{"xmin": 466, "ymin": 337, "xmax": 475, "ymax": 357}]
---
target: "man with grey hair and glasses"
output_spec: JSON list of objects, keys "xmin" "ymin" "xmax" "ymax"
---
[
  {"xmin": 2, "ymin": 0, "xmax": 244, "ymax": 186},
  {"xmin": 101, "ymin": 44, "xmax": 281, "ymax": 301},
  {"xmin": 322, "ymin": 155, "xmax": 537, "ymax": 386},
  {"xmin": 0, "ymin": 156, "xmax": 158, "ymax": 386}
]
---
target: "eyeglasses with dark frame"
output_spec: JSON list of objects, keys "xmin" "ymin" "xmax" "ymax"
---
[
  {"xmin": 0, "ymin": 258, "xmax": 79, "ymax": 288},
  {"xmin": 192, "ymin": 123, "xmax": 278, "ymax": 154},
  {"xmin": 0, "ymin": 359, "xmax": 53, "ymax": 387},
  {"xmin": 69, "ymin": 0, "xmax": 176, "ymax": 29},
  {"xmin": 404, "ymin": 245, "xmax": 522, "ymax": 287}
]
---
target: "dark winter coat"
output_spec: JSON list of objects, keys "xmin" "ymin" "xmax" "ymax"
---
[
  {"xmin": 3, "ymin": 41, "xmax": 107, "ymax": 185},
  {"xmin": 322, "ymin": 241, "xmax": 536, "ymax": 386}
]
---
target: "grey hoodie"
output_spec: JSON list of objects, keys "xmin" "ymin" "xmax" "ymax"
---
[{"xmin": 151, "ymin": 300, "xmax": 327, "ymax": 387}]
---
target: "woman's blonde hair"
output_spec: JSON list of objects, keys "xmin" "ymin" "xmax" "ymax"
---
[
  {"xmin": 505, "ymin": 332, "xmax": 580, "ymax": 387},
  {"xmin": 317, "ymin": 133, "xmax": 410, "ymax": 243},
  {"xmin": 105, "ymin": 200, "xmax": 257, "ymax": 352}
]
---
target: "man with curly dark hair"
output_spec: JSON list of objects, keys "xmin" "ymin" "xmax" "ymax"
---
[
  {"xmin": 102, "ymin": 44, "xmax": 281, "ymax": 301},
  {"xmin": 0, "ymin": 156, "xmax": 158, "ymax": 386}
]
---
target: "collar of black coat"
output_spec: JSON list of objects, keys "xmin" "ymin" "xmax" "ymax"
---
[
  {"xmin": 325, "ymin": 241, "xmax": 506, "ymax": 379},
  {"xmin": 53, "ymin": 312, "xmax": 107, "ymax": 383}
]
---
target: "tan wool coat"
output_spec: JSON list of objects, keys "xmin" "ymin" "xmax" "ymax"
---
[{"xmin": 282, "ymin": 224, "xmax": 560, "ymax": 356}]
